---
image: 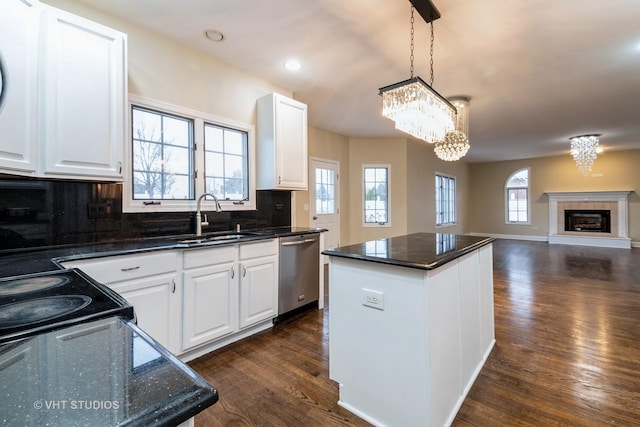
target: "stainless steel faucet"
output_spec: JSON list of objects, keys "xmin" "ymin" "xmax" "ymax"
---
[{"xmin": 196, "ymin": 193, "xmax": 222, "ymax": 236}]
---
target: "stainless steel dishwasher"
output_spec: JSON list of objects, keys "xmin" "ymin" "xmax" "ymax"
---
[{"xmin": 278, "ymin": 233, "xmax": 320, "ymax": 316}]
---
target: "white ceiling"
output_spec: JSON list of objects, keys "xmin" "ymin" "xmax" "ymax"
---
[{"xmin": 73, "ymin": 0, "xmax": 640, "ymax": 163}]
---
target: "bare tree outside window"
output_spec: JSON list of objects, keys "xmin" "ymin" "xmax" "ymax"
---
[{"xmin": 132, "ymin": 106, "xmax": 194, "ymax": 200}]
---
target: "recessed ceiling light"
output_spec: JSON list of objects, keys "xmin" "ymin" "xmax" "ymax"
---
[
  {"xmin": 204, "ymin": 29, "xmax": 224, "ymax": 42},
  {"xmin": 284, "ymin": 59, "xmax": 301, "ymax": 71}
]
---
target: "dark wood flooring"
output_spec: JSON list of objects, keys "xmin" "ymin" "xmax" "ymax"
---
[{"xmin": 189, "ymin": 239, "xmax": 640, "ymax": 426}]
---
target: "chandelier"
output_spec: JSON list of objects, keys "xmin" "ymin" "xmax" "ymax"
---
[
  {"xmin": 569, "ymin": 134, "xmax": 600, "ymax": 176},
  {"xmin": 379, "ymin": 2, "xmax": 456, "ymax": 144},
  {"xmin": 434, "ymin": 96, "xmax": 470, "ymax": 161}
]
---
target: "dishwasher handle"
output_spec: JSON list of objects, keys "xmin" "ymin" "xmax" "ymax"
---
[{"xmin": 281, "ymin": 237, "xmax": 318, "ymax": 246}]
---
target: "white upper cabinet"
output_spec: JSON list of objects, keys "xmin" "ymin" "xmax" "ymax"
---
[
  {"xmin": 40, "ymin": 6, "xmax": 126, "ymax": 180},
  {"xmin": 0, "ymin": 1, "xmax": 126, "ymax": 181},
  {"xmin": 257, "ymin": 93, "xmax": 308, "ymax": 190},
  {"xmin": 0, "ymin": 0, "xmax": 40, "ymax": 175}
]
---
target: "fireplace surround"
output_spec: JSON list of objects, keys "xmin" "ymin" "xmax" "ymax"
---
[{"xmin": 546, "ymin": 191, "xmax": 631, "ymax": 249}]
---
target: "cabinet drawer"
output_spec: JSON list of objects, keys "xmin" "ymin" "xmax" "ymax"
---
[
  {"xmin": 183, "ymin": 245, "xmax": 237, "ymax": 270},
  {"xmin": 62, "ymin": 251, "xmax": 178, "ymax": 284},
  {"xmin": 239, "ymin": 239, "xmax": 278, "ymax": 260}
]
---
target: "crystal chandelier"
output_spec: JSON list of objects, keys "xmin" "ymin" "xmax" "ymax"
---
[
  {"xmin": 434, "ymin": 96, "xmax": 470, "ymax": 161},
  {"xmin": 379, "ymin": 3, "xmax": 455, "ymax": 144},
  {"xmin": 569, "ymin": 134, "xmax": 600, "ymax": 176}
]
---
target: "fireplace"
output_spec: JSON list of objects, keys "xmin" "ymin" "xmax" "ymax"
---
[
  {"xmin": 546, "ymin": 191, "xmax": 631, "ymax": 249},
  {"xmin": 564, "ymin": 210, "xmax": 611, "ymax": 233}
]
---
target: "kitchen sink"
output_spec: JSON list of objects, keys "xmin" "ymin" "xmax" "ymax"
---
[{"xmin": 177, "ymin": 232, "xmax": 259, "ymax": 245}]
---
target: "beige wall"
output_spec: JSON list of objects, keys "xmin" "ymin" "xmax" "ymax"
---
[
  {"xmin": 296, "ymin": 133, "xmax": 473, "ymax": 246},
  {"xmin": 43, "ymin": 0, "xmax": 292, "ymax": 123},
  {"xmin": 347, "ymin": 138, "xmax": 408, "ymax": 244},
  {"xmin": 468, "ymin": 149, "xmax": 640, "ymax": 243},
  {"xmin": 406, "ymin": 140, "xmax": 469, "ymax": 236}
]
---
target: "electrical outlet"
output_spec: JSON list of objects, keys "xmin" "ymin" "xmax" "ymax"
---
[{"xmin": 362, "ymin": 289, "xmax": 384, "ymax": 310}]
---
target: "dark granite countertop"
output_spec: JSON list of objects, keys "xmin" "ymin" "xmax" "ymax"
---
[
  {"xmin": 322, "ymin": 233, "xmax": 494, "ymax": 270},
  {"xmin": 0, "ymin": 227, "xmax": 325, "ymax": 278},
  {"xmin": 0, "ymin": 316, "xmax": 218, "ymax": 426}
]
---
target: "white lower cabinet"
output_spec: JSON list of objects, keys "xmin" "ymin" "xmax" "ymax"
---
[
  {"xmin": 182, "ymin": 246, "xmax": 238, "ymax": 351},
  {"xmin": 108, "ymin": 273, "xmax": 178, "ymax": 354},
  {"xmin": 181, "ymin": 240, "xmax": 278, "ymax": 354},
  {"xmin": 61, "ymin": 239, "xmax": 279, "ymax": 359},
  {"xmin": 60, "ymin": 251, "xmax": 179, "ymax": 354},
  {"xmin": 239, "ymin": 242, "xmax": 278, "ymax": 328}
]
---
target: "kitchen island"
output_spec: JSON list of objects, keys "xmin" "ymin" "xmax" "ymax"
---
[{"xmin": 324, "ymin": 233, "xmax": 495, "ymax": 427}]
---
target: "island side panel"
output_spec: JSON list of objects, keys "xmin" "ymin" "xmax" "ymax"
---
[
  {"xmin": 478, "ymin": 244, "xmax": 496, "ymax": 355},
  {"xmin": 328, "ymin": 256, "xmax": 430, "ymax": 427},
  {"xmin": 424, "ymin": 259, "xmax": 463, "ymax": 427},
  {"xmin": 458, "ymin": 250, "xmax": 484, "ymax": 393}
]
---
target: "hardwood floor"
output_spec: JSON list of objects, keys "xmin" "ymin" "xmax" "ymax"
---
[{"xmin": 189, "ymin": 239, "xmax": 640, "ymax": 426}]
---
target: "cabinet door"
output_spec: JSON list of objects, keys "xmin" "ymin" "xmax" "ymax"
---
[
  {"xmin": 274, "ymin": 95, "xmax": 307, "ymax": 189},
  {"xmin": 182, "ymin": 263, "xmax": 238, "ymax": 351},
  {"xmin": 109, "ymin": 273, "xmax": 178, "ymax": 354},
  {"xmin": 239, "ymin": 255, "xmax": 278, "ymax": 328},
  {"xmin": 40, "ymin": 7, "xmax": 126, "ymax": 180},
  {"xmin": 257, "ymin": 93, "xmax": 308, "ymax": 190},
  {"xmin": 0, "ymin": 0, "xmax": 39, "ymax": 175}
]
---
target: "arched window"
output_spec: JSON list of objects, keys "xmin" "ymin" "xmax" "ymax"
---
[{"xmin": 505, "ymin": 168, "xmax": 529, "ymax": 224}]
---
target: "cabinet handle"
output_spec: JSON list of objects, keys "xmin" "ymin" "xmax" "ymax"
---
[
  {"xmin": 278, "ymin": 176, "xmax": 281, "ymax": 184},
  {"xmin": 231, "ymin": 266, "xmax": 235, "ymax": 278},
  {"xmin": 171, "ymin": 279, "xmax": 176, "ymax": 294},
  {"xmin": 242, "ymin": 265, "xmax": 247, "ymax": 277},
  {"xmin": 121, "ymin": 266, "xmax": 140, "ymax": 272},
  {"xmin": 117, "ymin": 161, "xmax": 122, "ymax": 174}
]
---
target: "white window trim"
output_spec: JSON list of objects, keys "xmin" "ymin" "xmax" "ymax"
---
[
  {"xmin": 435, "ymin": 172, "xmax": 457, "ymax": 228},
  {"xmin": 362, "ymin": 164, "xmax": 391, "ymax": 228},
  {"xmin": 504, "ymin": 167, "xmax": 531, "ymax": 225},
  {"xmin": 124, "ymin": 94, "xmax": 256, "ymax": 213}
]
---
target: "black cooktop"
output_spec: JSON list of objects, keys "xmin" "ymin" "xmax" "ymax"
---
[{"xmin": 0, "ymin": 268, "xmax": 133, "ymax": 343}]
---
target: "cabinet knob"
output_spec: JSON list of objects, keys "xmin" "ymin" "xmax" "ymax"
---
[{"xmin": 312, "ymin": 216, "xmax": 318, "ymax": 220}]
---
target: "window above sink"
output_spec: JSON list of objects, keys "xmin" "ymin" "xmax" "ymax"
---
[{"xmin": 123, "ymin": 94, "xmax": 256, "ymax": 213}]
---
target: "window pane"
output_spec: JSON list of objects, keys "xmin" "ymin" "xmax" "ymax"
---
[
  {"xmin": 364, "ymin": 167, "xmax": 389, "ymax": 224},
  {"xmin": 436, "ymin": 174, "xmax": 456, "ymax": 226},
  {"xmin": 204, "ymin": 123, "xmax": 249, "ymax": 201},
  {"xmin": 132, "ymin": 106, "xmax": 194, "ymax": 200},
  {"xmin": 224, "ymin": 130, "xmax": 245, "ymax": 155},
  {"xmin": 205, "ymin": 126, "xmax": 224, "ymax": 152},
  {"xmin": 506, "ymin": 168, "xmax": 529, "ymax": 223},
  {"xmin": 163, "ymin": 116, "xmax": 190, "ymax": 147},
  {"xmin": 132, "ymin": 109, "xmax": 162, "ymax": 142},
  {"xmin": 507, "ymin": 169, "xmax": 529, "ymax": 188},
  {"xmin": 315, "ymin": 167, "xmax": 336, "ymax": 215}
]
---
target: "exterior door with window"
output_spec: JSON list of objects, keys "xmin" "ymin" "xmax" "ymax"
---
[{"xmin": 310, "ymin": 158, "xmax": 340, "ymax": 260}]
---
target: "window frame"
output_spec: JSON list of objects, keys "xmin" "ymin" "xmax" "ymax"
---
[
  {"xmin": 435, "ymin": 172, "xmax": 456, "ymax": 227},
  {"xmin": 362, "ymin": 164, "xmax": 391, "ymax": 228},
  {"xmin": 504, "ymin": 167, "xmax": 530, "ymax": 225},
  {"xmin": 124, "ymin": 95, "xmax": 256, "ymax": 213}
]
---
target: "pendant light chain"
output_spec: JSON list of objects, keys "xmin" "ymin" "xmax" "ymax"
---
[
  {"xmin": 409, "ymin": 6, "xmax": 415, "ymax": 78},
  {"xmin": 429, "ymin": 21, "xmax": 434, "ymax": 86}
]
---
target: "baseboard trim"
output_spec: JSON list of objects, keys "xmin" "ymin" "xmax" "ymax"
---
[
  {"xmin": 466, "ymin": 232, "xmax": 547, "ymax": 242},
  {"xmin": 467, "ymin": 232, "xmax": 640, "ymax": 248}
]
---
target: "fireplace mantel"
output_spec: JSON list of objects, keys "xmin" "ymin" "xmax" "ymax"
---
[{"xmin": 545, "ymin": 190, "xmax": 632, "ymax": 249}]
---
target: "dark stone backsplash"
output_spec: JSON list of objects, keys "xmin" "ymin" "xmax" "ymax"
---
[{"xmin": 0, "ymin": 178, "xmax": 291, "ymax": 252}]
